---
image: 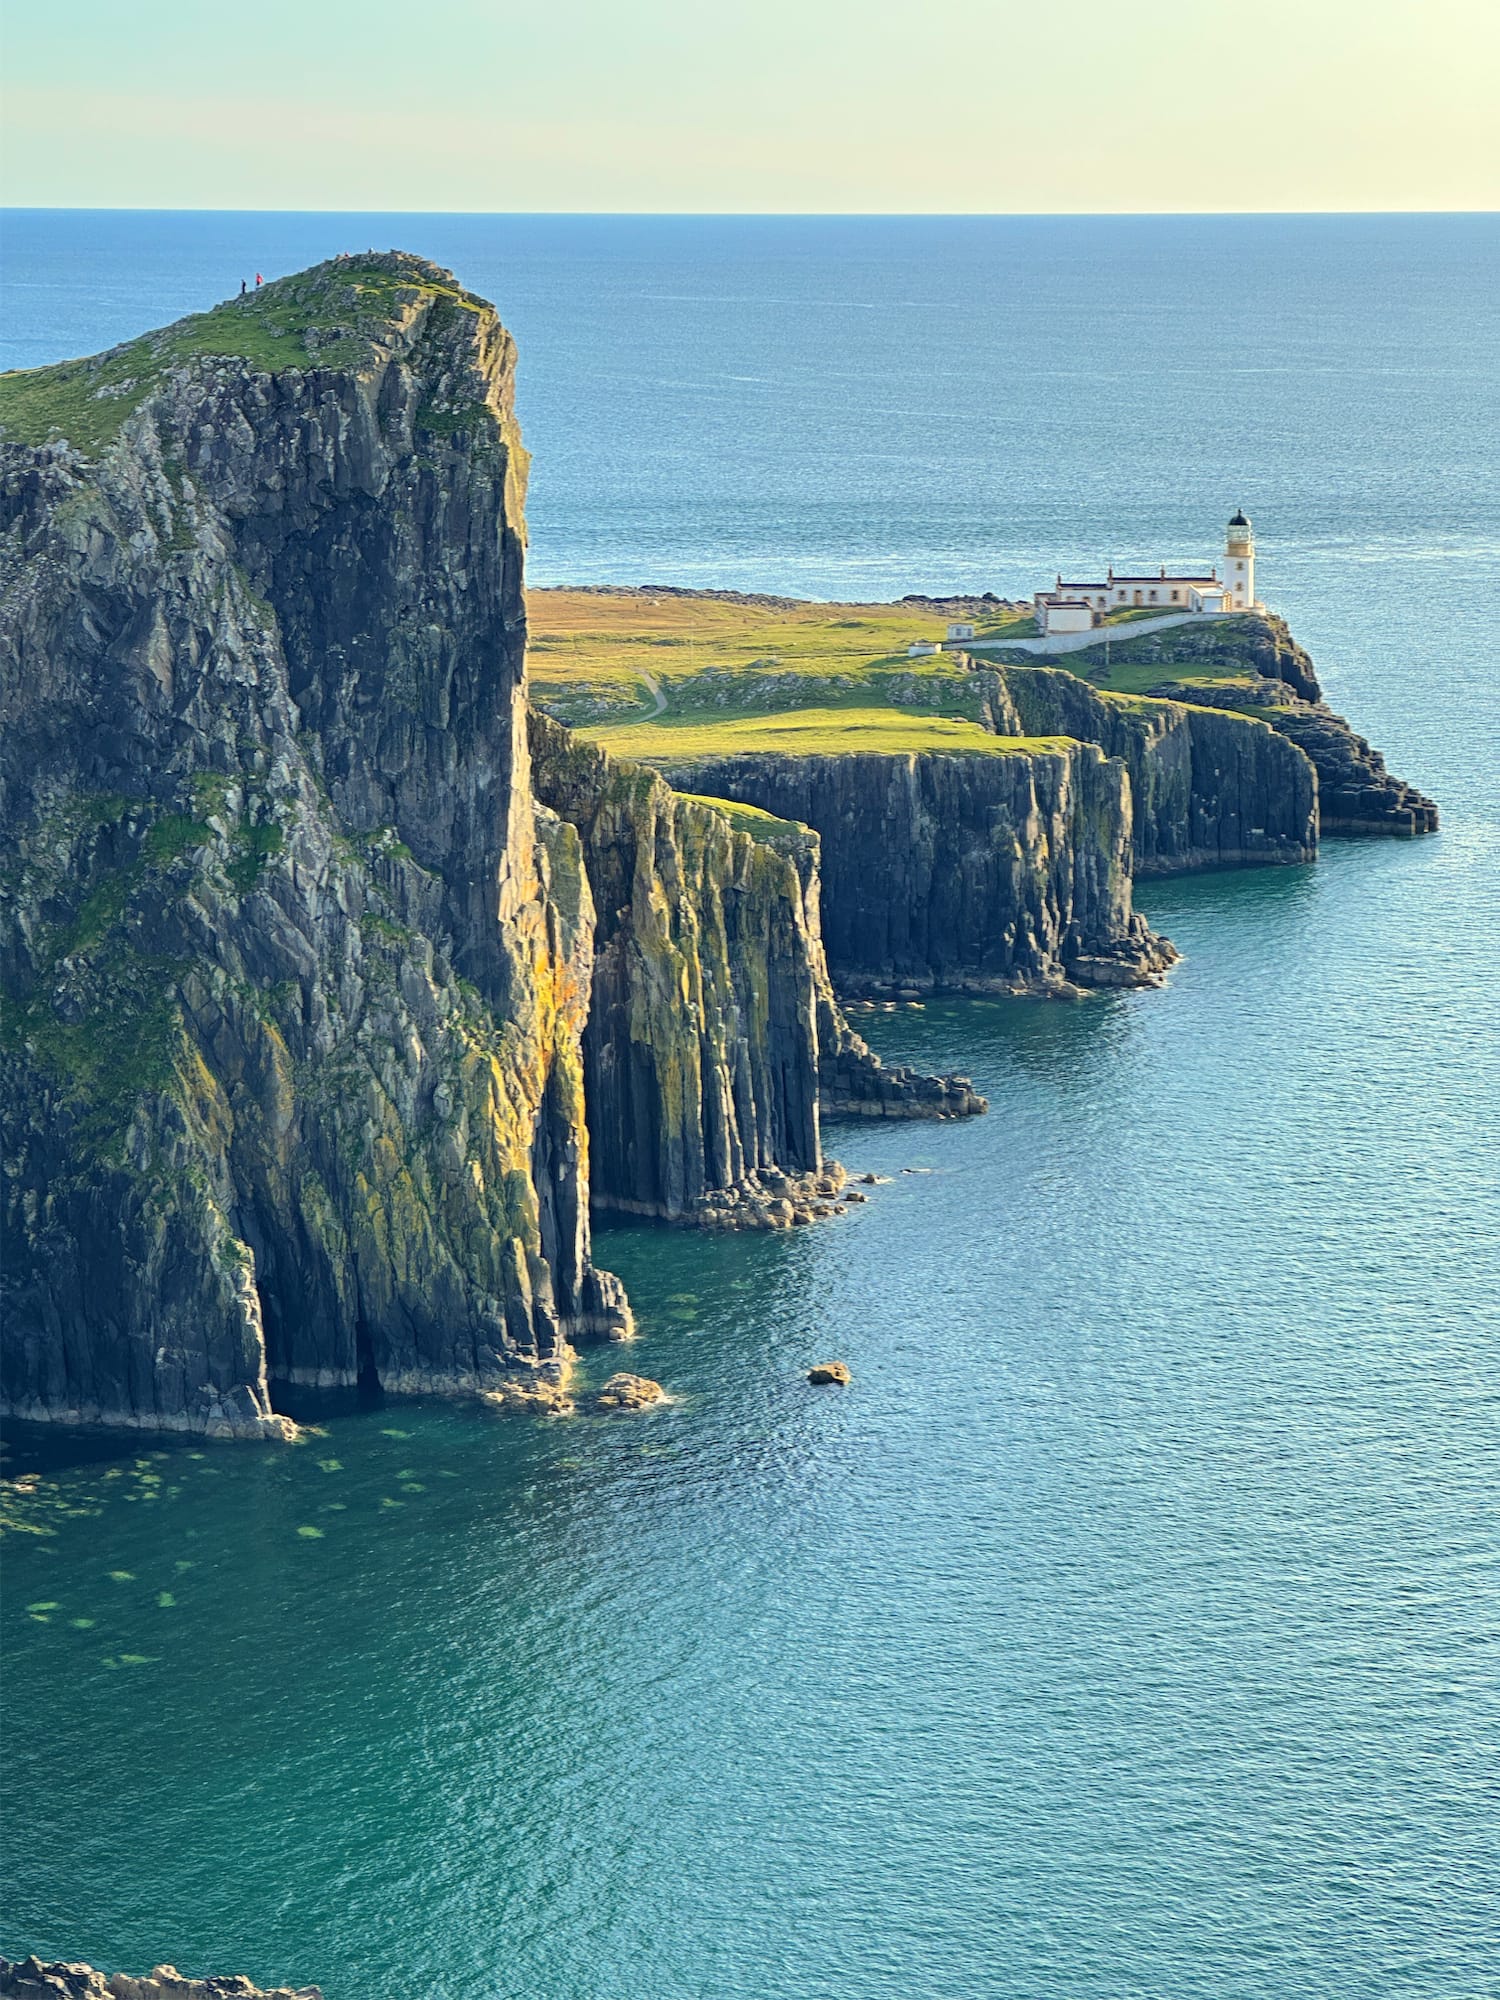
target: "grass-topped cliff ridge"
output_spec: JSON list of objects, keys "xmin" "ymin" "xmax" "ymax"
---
[
  {"xmin": 591, "ymin": 707, "xmax": 1075, "ymax": 763},
  {"xmin": 530, "ymin": 585, "xmax": 1436, "ymax": 842},
  {"xmin": 0, "ymin": 252, "xmax": 506, "ymax": 457}
]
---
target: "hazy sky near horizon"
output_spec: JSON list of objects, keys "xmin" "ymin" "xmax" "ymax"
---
[{"xmin": 3, "ymin": 0, "xmax": 1495, "ymax": 213}]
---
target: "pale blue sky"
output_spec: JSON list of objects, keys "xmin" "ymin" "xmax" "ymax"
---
[{"xmin": 3, "ymin": 0, "xmax": 1495, "ymax": 211}]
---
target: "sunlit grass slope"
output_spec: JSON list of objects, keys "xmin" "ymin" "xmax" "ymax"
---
[
  {"xmin": 1058, "ymin": 618, "xmax": 1267, "ymax": 699},
  {"xmin": 676, "ymin": 796, "xmax": 811, "ymax": 844},
  {"xmin": 527, "ymin": 587, "xmax": 1265, "ymax": 729},
  {"xmin": 586, "ymin": 707, "xmax": 1072, "ymax": 762},
  {"xmin": 528, "ymin": 587, "xmax": 1037, "ymax": 727}
]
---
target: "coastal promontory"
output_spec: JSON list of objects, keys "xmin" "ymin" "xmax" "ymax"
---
[
  {"xmin": 0, "ymin": 254, "xmax": 977, "ymax": 1438},
  {"xmin": 0, "ymin": 255, "xmax": 1434, "ymax": 1441}
]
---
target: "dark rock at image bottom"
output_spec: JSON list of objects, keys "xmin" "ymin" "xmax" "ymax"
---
[{"xmin": 0, "ymin": 1960, "xmax": 321, "ymax": 2000}]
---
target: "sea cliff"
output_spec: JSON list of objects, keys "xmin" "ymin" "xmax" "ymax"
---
[
  {"xmin": 530, "ymin": 713, "xmax": 984, "ymax": 1222},
  {"xmin": 628, "ymin": 733, "xmax": 1175, "ymax": 998},
  {"xmin": 0, "ymin": 253, "xmax": 643, "ymax": 1434},
  {"xmin": 0, "ymin": 261, "xmax": 1434, "ymax": 1439},
  {"xmin": 1058, "ymin": 613, "xmax": 1438, "ymax": 838},
  {"xmin": 0, "ymin": 254, "xmax": 985, "ymax": 1437},
  {"xmin": 972, "ymin": 659, "xmax": 1320, "ymax": 876}
]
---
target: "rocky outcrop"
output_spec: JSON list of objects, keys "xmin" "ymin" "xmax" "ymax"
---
[
  {"xmin": 0, "ymin": 1961, "xmax": 320, "ymax": 2000},
  {"xmin": 1071, "ymin": 609, "xmax": 1322, "ymax": 702},
  {"xmin": 973, "ymin": 660, "xmax": 1319, "ymax": 876},
  {"xmin": 1065, "ymin": 613, "xmax": 1437, "ymax": 838},
  {"xmin": 0, "ymin": 253, "xmax": 636, "ymax": 1437},
  {"xmin": 589, "ymin": 1371, "xmax": 666, "ymax": 1410},
  {"xmin": 648, "ymin": 743, "xmax": 1174, "ymax": 997},
  {"xmin": 529, "ymin": 716, "xmax": 985, "ymax": 1225},
  {"xmin": 1147, "ymin": 680, "xmax": 1439, "ymax": 836}
]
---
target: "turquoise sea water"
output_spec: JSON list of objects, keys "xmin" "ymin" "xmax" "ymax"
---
[{"xmin": 2, "ymin": 214, "xmax": 1498, "ymax": 1998}]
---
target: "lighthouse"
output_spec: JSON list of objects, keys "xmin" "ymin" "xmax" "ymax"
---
[{"xmin": 1226, "ymin": 510, "xmax": 1255, "ymax": 611}]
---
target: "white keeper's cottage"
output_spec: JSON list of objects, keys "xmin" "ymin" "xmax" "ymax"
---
[{"xmin": 1034, "ymin": 512, "xmax": 1258, "ymax": 635}]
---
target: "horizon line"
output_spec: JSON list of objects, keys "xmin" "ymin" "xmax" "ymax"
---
[{"xmin": 4, "ymin": 205, "xmax": 1497, "ymax": 220}]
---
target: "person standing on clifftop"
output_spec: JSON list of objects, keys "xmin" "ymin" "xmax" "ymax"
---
[
  {"xmin": 240, "ymin": 280, "xmax": 247, "ymax": 296},
  {"xmin": 255, "ymin": 273, "xmax": 262, "ymax": 287}
]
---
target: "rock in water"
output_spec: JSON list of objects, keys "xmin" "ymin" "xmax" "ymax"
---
[
  {"xmin": 478, "ymin": 1375, "xmax": 576, "ymax": 1418},
  {"xmin": 589, "ymin": 1372, "xmax": 666, "ymax": 1411},
  {"xmin": 807, "ymin": 1361, "xmax": 852, "ymax": 1385}
]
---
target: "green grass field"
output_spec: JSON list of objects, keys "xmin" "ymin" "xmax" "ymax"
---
[
  {"xmin": 1076, "ymin": 657, "xmax": 1260, "ymax": 697},
  {"xmin": 1060, "ymin": 619, "xmax": 1266, "ymax": 699},
  {"xmin": 585, "ymin": 707, "xmax": 1073, "ymax": 762},
  {"xmin": 528, "ymin": 588, "xmax": 1036, "ymax": 727},
  {"xmin": 532, "ymin": 590, "xmax": 1281, "ymax": 764}
]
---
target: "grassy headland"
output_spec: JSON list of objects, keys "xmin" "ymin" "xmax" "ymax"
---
[
  {"xmin": 528, "ymin": 588, "xmax": 1273, "ymax": 730},
  {"xmin": 0, "ymin": 254, "xmax": 489, "ymax": 454},
  {"xmin": 530, "ymin": 588, "xmax": 1298, "ymax": 769},
  {"xmin": 677, "ymin": 795, "xmax": 812, "ymax": 844},
  {"xmin": 1060, "ymin": 620, "xmax": 1272, "ymax": 700}
]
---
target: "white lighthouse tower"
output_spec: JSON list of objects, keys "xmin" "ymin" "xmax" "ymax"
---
[{"xmin": 1225, "ymin": 509, "xmax": 1255, "ymax": 610}]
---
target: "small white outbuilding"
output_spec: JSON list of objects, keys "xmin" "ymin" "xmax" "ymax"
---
[{"xmin": 1038, "ymin": 599, "xmax": 1095, "ymax": 636}]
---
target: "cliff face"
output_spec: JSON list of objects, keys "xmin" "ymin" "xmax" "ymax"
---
[
  {"xmin": 0, "ymin": 254, "xmax": 629, "ymax": 1436},
  {"xmin": 975, "ymin": 662, "xmax": 1319, "ymax": 876},
  {"xmin": 648, "ymin": 743, "xmax": 1174, "ymax": 997},
  {"xmin": 1072, "ymin": 613, "xmax": 1437, "ymax": 837},
  {"xmin": 1148, "ymin": 679, "xmax": 1440, "ymax": 836},
  {"xmin": 531, "ymin": 715, "xmax": 820, "ymax": 1220},
  {"xmin": 530, "ymin": 716, "xmax": 984, "ymax": 1223}
]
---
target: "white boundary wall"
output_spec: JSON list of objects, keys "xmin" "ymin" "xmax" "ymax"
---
[{"xmin": 960, "ymin": 610, "xmax": 1220, "ymax": 659}]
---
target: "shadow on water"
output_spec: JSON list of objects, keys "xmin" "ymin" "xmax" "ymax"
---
[
  {"xmin": 0, "ymin": 1419, "xmax": 209, "ymax": 1481},
  {"xmin": 270, "ymin": 1375, "xmax": 387, "ymax": 1427}
]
